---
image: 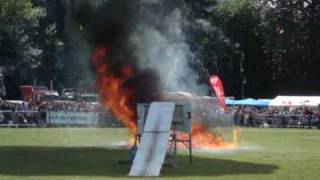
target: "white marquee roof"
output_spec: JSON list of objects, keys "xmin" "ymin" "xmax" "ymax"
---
[{"xmin": 269, "ymin": 96, "xmax": 320, "ymax": 107}]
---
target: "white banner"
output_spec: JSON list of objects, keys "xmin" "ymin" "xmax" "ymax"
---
[{"xmin": 47, "ymin": 112, "xmax": 99, "ymax": 126}]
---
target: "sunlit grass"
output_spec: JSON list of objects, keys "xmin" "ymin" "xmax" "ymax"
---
[{"xmin": 0, "ymin": 128, "xmax": 319, "ymax": 180}]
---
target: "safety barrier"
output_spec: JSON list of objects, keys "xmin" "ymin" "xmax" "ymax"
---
[
  {"xmin": 98, "ymin": 112, "xmax": 124, "ymax": 128},
  {"xmin": 2, "ymin": 110, "xmax": 319, "ymax": 129},
  {"xmin": 0, "ymin": 110, "xmax": 124, "ymax": 128},
  {"xmin": 0, "ymin": 110, "xmax": 44, "ymax": 127},
  {"xmin": 236, "ymin": 114, "xmax": 320, "ymax": 128},
  {"xmin": 0, "ymin": 110, "xmax": 14, "ymax": 127}
]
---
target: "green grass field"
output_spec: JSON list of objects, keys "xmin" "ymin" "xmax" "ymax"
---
[{"xmin": 0, "ymin": 127, "xmax": 319, "ymax": 180}]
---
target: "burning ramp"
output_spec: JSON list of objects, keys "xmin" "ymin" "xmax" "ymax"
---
[{"xmin": 129, "ymin": 102, "xmax": 175, "ymax": 177}]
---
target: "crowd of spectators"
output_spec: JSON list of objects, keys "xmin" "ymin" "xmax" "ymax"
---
[
  {"xmin": 227, "ymin": 106, "xmax": 320, "ymax": 127},
  {"xmin": 38, "ymin": 101, "xmax": 103, "ymax": 112},
  {"xmin": 0, "ymin": 99, "xmax": 103, "ymax": 112},
  {"xmin": 2, "ymin": 98, "xmax": 320, "ymax": 128},
  {"xmin": 0, "ymin": 99, "xmax": 106, "ymax": 125}
]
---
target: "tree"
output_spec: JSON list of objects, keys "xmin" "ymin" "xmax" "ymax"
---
[
  {"xmin": 260, "ymin": 0, "xmax": 320, "ymax": 95},
  {"xmin": 218, "ymin": 0, "xmax": 274, "ymax": 98},
  {"xmin": 0, "ymin": 0, "xmax": 45, "ymax": 98},
  {"xmin": 215, "ymin": 0, "xmax": 320, "ymax": 97},
  {"xmin": 0, "ymin": 0, "xmax": 45, "ymax": 69},
  {"xmin": 32, "ymin": 0, "xmax": 66, "ymax": 89},
  {"xmin": 183, "ymin": 0, "xmax": 244, "ymax": 97}
]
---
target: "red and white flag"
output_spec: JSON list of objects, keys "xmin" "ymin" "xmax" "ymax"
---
[{"xmin": 209, "ymin": 75, "xmax": 227, "ymax": 110}]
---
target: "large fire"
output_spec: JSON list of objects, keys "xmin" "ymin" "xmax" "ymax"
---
[
  {"xmin": 92, "ymin": 47, "xmax": 137, "ymax": 134},
  {"xmin": 83, "ymin": 0, "xmax": 240, "ymax": 150},
  {"xmin": 181, "ymin": 124, "xmax": 241, "ymax": 150},
  {"xmin": 92, "ymin": 47, "xmax": 240, "ymax": 150}
]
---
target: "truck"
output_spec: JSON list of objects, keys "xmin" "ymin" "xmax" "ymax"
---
[{"xmin": 20, "ymin": 86, "xmax": 59, "ymax": 104}]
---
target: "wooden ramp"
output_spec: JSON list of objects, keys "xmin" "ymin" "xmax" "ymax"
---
[{"xmin": 128, "ymin": 102, "xmax": 175, "ymax": 177}]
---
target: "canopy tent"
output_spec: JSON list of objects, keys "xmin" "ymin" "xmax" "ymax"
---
[
  {"xmin": 257, "ymin": 99, "xmax": 271, "ymax": 106},
  {"xmin": 225, "ymin": 98, "xmax": 235, "ymax": 105},
  {"xmin": 268, "ymin": 96, "xmax": 320, "ymax": 107},
  {"xmin": 225, "ymin": 98, "xmax": 270, "ymax": 107}
]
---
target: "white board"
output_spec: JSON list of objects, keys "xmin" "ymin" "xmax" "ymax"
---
[
  {"xmin": 143, "ymin": 102, "xmax": 175, "ymax": 132},
  {"xmin": 129, "ymin": 102, "xmax": 175, "ymax": 177}
]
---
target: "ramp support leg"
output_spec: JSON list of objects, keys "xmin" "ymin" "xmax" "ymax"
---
[{"xmin": 189, "ymin": 133, "xmax": 192, "ymax": 163}]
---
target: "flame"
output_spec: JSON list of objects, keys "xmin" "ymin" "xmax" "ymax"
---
[
  {"xmin": 180, "ymin": 124, "xmax": 241, "ymax": 150},
  {"xmin": 92, "ymin": 47, "xmax": 137, "ymax": 134},
  {"xmin": 92, "ymin": 47, "xmax": 240, "ymax": 149}
]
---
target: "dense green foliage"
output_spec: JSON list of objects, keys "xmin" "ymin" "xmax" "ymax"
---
[
  {"xmin": 189, "ymin": 0, "xmax": 320, "ymax": 98},
  {"xmin": 0, "ymin": 0, "xmax": 44, "ymax": 98},
  {"xmin": 0, "ymin": 0, "xmax": 66, "ymax": 98},
  {"xmin": 1, "ymin": 0, "xmax": 320, "ymax": 98},
  {"xmin": 0, "ymin": 128, "xmax": 320, "ymax": 179}
]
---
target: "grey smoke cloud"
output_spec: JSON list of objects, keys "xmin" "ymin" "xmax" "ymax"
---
[
  {"xmin": 131, "ymin": 7, "xmax": 209, "ymax": 95},
  {"xmin": 195, "ymin": 19, "xmax": 216, "ymax": 32},
  {"xmin": 63, "ymin": 1, "xmax": 93, "ymax": 89},
  {"xmin": 69, "ymin": 0, "xmax": 210, "ymax": 96}
]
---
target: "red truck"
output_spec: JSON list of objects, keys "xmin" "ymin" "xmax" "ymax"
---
[{"xmin": 20, "ymin": 86, "xmax": 59, "ymax": 104}]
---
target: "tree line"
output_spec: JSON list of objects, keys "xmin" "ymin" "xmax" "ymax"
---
[{"xmin": 1, "ymin": 0, "xmax": 319, "ymax": 99}]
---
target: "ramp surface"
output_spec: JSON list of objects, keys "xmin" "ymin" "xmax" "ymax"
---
[{"xmin": 129, "ymin": 102, "xmax": 175, "ymax": 177}]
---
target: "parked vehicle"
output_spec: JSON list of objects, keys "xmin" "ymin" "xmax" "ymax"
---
[{"xmin": 20, "ymin": 86, "xmax": 59, "ymax": 104}]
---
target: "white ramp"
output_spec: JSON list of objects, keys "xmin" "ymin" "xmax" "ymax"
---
[{"xmin": 129, "ymin": 102, "xmax": 175, "ymax": 176}]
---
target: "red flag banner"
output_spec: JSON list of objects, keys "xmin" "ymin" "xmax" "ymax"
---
[{"xmin": 209, "ymin": 75, "xmax": 227, "ymax": 110}]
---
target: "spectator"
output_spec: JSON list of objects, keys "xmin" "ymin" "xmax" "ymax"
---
[{"xmin": 304, "ymin": 107, "xmax": 313, "ymax": 128}]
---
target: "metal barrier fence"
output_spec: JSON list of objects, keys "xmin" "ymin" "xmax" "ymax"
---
[
  {"xmin": 98, "ymin": 112, "xmax": 124, "ymax": 128},
  {"xmin": 236, "ymin": 114, "xmax": 320, "ymax": 128},
  {"xmin": 0, "ymin": 110, "xmax": 124, "ymax": 128},
  {"xmin": 0, "ymin": 110, "xmax": 14, "ymax": 127},
  {"xmin": 14, "ymin": 110, "xmax": 43, "ymax": 127},
  {"xmin": 0, "ymin": 110, "xmax": 45, "ymax": 127},
  {"xmin": 1, "ymin": 110, "xmax": 320, "ymax": 129}
]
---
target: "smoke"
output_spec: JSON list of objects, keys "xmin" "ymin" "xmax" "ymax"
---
[
  {"xmin": 68, "ymin": 0, "xmax": 240, "ymax": 146},
  {"xmin": 69, "ymin": 0, "xmax": 211, "ymax": 130},
  {"xmin": 71, "ymin": 0, "xmax": 209, "ymax": 95},
  {"xmin": 131, "ymin": 2, "xmax": 209, "ymax": 95},
  {"xmin": 88, "ymin": 0, "xmax": 161, "ymax": 100},
  {"xmin": 195, "ymin": 19, "xmax": 216, "ymax": 32},
  {"xmin": 62, "ymin": 0, "xmax": 94, "ymax": 89},
  {"xmin": 71, "ymin": 0, "xmax": 162, "ymax": 130}
]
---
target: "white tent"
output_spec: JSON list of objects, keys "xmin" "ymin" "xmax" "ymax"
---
[{"xmin": 269, "ymin": 96, "xmax": 320, "ymax": 107}]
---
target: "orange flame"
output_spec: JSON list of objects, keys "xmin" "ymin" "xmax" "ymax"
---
[
  {"xmin": 92, "ymin": 47, "xmax": 240, "ymax": 149},
  {"xmin": 92, "ymin": 47, "xmax": 137, "ymax": 134},
  {"xmin": 180, "ymin": 124, "xmax": 241, "ymax": 150}
]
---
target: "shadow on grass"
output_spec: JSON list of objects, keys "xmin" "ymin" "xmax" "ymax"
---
[{"xmin": 0, "ymin": 146, "xmax": 278, "ymax": 177}]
